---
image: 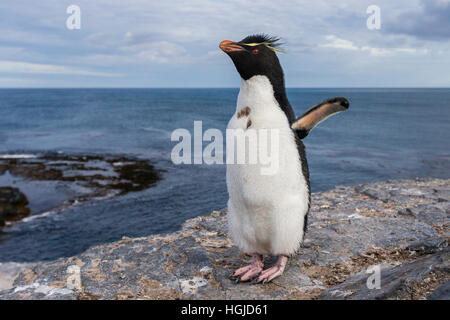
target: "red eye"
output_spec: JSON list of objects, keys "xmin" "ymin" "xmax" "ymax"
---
[{"xmin": 252, "ymin": 49, "xmax": 259, "ymax": 54}]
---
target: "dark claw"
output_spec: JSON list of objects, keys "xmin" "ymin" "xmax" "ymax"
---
[
  {"xmin": 229, "ymin": 273, "xmax": 237, "ymax": 280},
  {"xmin": 229, "ymin": 274, "xmax": 241, "ymax": 283},
  {"xmin": 250, "ymin": 273, "xmax": 261, "ymax": 285}
]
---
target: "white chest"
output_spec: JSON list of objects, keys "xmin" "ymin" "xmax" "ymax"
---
[
  {"xmin": 226, "ymin": 75, "xmax": 306, "ymax": 202},
  {"xmin": 227, "ymin": 76, "xmax": 289, "ymax": 131},
  {"xmin": 225, "ymin": 76, "xmax": 310, "ymax": 255}
]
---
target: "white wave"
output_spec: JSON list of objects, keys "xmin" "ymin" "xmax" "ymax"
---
[
  {"xmin": 21, "ymin": 209, "xmax": 57, "ymax": 223},
  {"xmin": 20, "ymin": 190, "xmax": 119, "ymax": 224},
  {"xmin": 141, "ymin": 127, "xmax": 171, "ymax": 135},
  {"xmin": 0, "ymin": 154, "xmax": 37, "ymax": 159},
  {"xmin": 92, "ymin": 190, "xmax": 120, "ymax": 201}
]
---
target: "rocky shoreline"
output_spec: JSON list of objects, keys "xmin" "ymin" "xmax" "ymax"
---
[
  {"xmin": 0, "ymin": 153, "xmax": 162, "ymax": 229},
  {"xmin": 0, "ymin": 178, "xmax": 448, "ymax": 300}
]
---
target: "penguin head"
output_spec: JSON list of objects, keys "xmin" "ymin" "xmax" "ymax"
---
[{"xmin": 220, "ymin": 34, "xmax": 284, "ymax": 81}]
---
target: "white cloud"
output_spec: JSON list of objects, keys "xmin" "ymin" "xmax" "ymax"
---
[
  {"xmin": 123, "ymin": 41, "xmax": 188, "ymax": 63},
  {"xmin": 0, "ymin": 0, "xmax": 449, "ymax": 86},
  {"xmin": 0, "ymin": 60, "xmax": 121, "ymax": 77},
  {"xmin": 321, "ymin": 35, "xmax": 431, "ymax": 56},
  {"xmin": 321, "ymin": 35, "xmax": 359, "ymax": 51},
  {"xmin": 0, "ymin": 77, "xmax": 37, "ymax": 87},
  {"xmin": 0, "ymin": 46, "xmax": 26, "ymax": 57}
]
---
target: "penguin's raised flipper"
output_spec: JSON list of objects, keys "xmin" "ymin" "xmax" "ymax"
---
[{"xmin": 291, "ymin": 97, "xmax": 349, "ymax": 139}]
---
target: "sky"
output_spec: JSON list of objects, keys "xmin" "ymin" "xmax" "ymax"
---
[{"xmin": 0, "ymin": 0, "xmax": 449, "ymax": 88}]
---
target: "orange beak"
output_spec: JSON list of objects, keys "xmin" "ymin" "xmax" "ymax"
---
[{"xmin": 219, "ymin": 40, "xmax": 245, "ymax": 53}]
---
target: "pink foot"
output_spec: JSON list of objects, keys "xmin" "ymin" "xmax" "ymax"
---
[
  {"xmin": 231, "ymin": 254, "xmax": 263, "ymax": 282},
  {"xmin": 257, "ymin": 255, "xmax": 288, "ymax": 283}
]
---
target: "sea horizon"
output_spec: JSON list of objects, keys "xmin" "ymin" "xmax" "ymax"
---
[{"xmin": 0, "ymin": 86, "xmax": 449, "ymax": 89}]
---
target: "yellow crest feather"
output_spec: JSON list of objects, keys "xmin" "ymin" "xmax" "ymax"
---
[{"xmin": 241, "ymin": 42, "xmax": 284, "ymax": 53}]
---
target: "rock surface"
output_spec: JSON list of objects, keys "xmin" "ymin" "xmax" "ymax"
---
[
  {"xmin": 0, "ymin": 178, "xmax": 448, "ymax": 300},
  {"xmin": 0, "ymin": 187, "xmax": 30, "ymax": 227}
]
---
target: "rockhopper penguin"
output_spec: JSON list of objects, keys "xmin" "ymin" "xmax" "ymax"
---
[{"xmin": 220, "ymin": 34, "xmax": 349, "ymax": 283}]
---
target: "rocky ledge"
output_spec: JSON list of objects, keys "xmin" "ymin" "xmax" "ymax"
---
[{"xmin": 0, "ymin": 178, "xmax": 448, "ymax": 300}]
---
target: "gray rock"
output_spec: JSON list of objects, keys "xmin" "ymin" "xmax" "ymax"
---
[
  {"xmin": 428, "ymin": 280, "xmax": 450, "ymax": 300},
  {"xmin": 0, "ymin": 178, "xmax": 448, "ymax": 300},
  {"xmin": 407, "ymin": 238, "xmax": 448, "ymax": 254},
  {"xmin": 319, "ymin": 248, "xmax": 449, "ymax": 300},
  {"xmin": 0, "ymin": 262, "xmax": 35, "ymax": 290},
  {"xmin": 0, "ymin": 187, "xmax": 30, "ymax": 226}
]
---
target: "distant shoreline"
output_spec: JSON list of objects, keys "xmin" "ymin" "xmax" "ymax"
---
[{"xmin": 0, "ymin": 152, "xmax": 162, "ymax": 229}]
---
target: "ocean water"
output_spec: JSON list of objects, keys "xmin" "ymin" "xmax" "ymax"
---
[{"xmin": 0, "ymin": 88, "xmax": 449, "ymax": 262}]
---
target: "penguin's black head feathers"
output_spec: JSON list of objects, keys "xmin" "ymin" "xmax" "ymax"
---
[{"xmin": 219, "ymin": 34, "xmax": 284, "ymax": 81}]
